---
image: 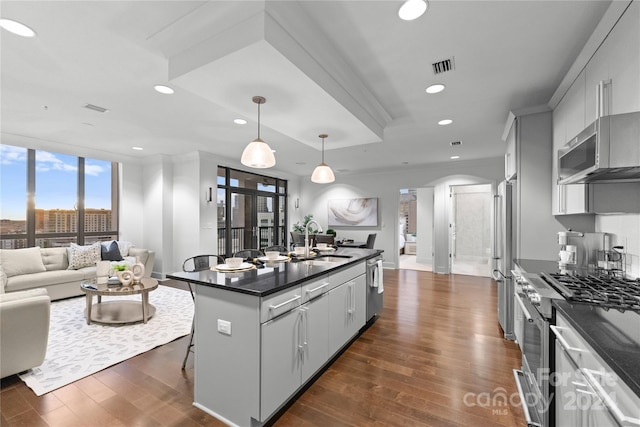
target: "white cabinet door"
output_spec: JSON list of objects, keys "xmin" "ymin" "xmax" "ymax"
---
[
  {"xmin": 607, "ymin": 0, "xmax": 640, "ymax": 115},
  {"xmin": 563, "ymin": 184, "xmax": 589, "ymax": 215},
  {"xmin": 352, "ymin": 274, "xmax": 366, "ymax": 332},
  {"xmin": 300, "ymin": 294, "xmax": 329, "ymax": 383},
  {"xmin": 555, "ymin": 340, "xmax": 580, "ymax": 427},
  {"xmin": 564, "ymin": 69, "xmax": 587, "ymax": 141},
  {"xmin": 328, "ymin": 281, "xmax": 352, "ymax": 356},
  {"xmin": 260, "ymin": 308, "xmax": 302, "ymax": 421}
]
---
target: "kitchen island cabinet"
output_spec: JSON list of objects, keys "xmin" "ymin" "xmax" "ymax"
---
[{"xmin": 167, "ymin": 249, "xmax": 379, "ymax": 427}]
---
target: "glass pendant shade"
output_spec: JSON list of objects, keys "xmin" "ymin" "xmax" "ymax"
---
[
  {"xmin": 311, "ymin": 134, "xmax": 335, "ymax": 183},
  {"xmin": 241, "ymin": 96, "xmax": 275, "ymax": 169},
  {"xmin": 311, "ymin": 163, "xmax": 335, "ymax": 183},
  {"xmin": 241, "ymin": 138, "xmax": 276, "ymax": 168}
]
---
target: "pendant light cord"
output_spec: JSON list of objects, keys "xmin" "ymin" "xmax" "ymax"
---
[
  {"xmin": 257, "ymin": 101, "xmax": 261, "ymax": 140},
  {"xmin": 321, "ymin": 136, "xmax": 325, "ymax": 162}
]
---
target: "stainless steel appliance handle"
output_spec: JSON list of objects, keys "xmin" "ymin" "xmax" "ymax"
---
[
  {"xmin": 512, "ymin": 370, "xmax": 542, "ymax": 427},
  {"xmin": 515, "ymin": 294, "xmax": 534, "ymax": 323},
  {"xmin": 550, "ymin": 325, "xmax": 584, "ymax": 353},
  {"xmin": 583, "ymin": 369, "xmax": 640, "ymax": 426},
  {"xmin": 493, "ymin": 193, "xmax": 500, "ymax": 260}
]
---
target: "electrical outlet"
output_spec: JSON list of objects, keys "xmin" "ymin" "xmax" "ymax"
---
[{"xmin": 217, "ymin": 319, "xmax": 231, "ymax": 335}]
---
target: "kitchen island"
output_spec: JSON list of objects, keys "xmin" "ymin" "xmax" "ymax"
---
[{"xmin": 167, "ymin": 248, "xmax": 382, "ymax": 427}]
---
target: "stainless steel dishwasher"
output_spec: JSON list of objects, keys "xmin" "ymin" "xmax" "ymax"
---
[{"xmin": 366, "ymin": 255, "xmax": 383, "ymax": 322}]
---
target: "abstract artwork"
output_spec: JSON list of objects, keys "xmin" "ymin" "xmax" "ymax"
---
[{"xmin": 328, "ymin": 198, "xmax": 378, "ymax": 227}]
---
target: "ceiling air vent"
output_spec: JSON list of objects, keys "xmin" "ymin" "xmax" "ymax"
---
[
  {"xmin": 432, "ymin": 57, "xmax": 455, "ymax": 75},
  {"xmin": 83, "ymin": 103, "xmax": 109, "ymax": 113},
  {"xmin": 450, "ymin": 141, "xmax": 462, "ymax": 146}
]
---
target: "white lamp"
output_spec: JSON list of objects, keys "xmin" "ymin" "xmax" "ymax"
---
[
  {"xmin": 311, "ymin": 134, "xmax": 335, "ymax": 184},
  {"xmin": 241, "ymin": 96, "xmax": 276, "ymax": 168}
]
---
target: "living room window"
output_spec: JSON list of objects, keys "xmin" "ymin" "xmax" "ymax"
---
[
  {"xmin": 0, "ymin": 145, "xmax": 118, "ymax": 249},
  {"xmin": 217, "ymin": 166, "xmax": 287, "ymax": 256}
]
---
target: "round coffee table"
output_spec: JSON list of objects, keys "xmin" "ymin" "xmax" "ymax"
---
[{"xmin": 80, "ymin": 277, "xmax": 159, "ymax": 325}]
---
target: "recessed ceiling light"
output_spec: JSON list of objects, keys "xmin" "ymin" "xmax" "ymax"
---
[
  {"xmin": 438, "ymin": 119, "xmax": 453, "ymax": 125},
  {"xmin": 398, "ymin": 0, "xmax": 428, "ymax": 21},
  {"xmin": 0, "ymin": 18, "xmax": 36, "ymax": 37},
  {"xmin": 426, "ymin": 84, "xmax": 445, "ymax": 94},
  {"xmin": 132, "ymin": 146, "xmax": 144, "ymax": 151},
  {"xmin": 234, "ymin": 118, "xmax": 247, "ymax": 125},
  {"xmin": 154, "ymin": 85, "xmax": 174, "ymax": 95},
  {"xmin": 450, "ymin": 155, "xmax": 460, "ymax": 159}
]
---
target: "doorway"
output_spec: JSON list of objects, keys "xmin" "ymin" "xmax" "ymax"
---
[
  {"xmin": 398, "ymin": 188, "xmax": 433, "ymax": 272},
  {"xmin": 449, "ymin": 184, "xmax": 492, "ymax": 277}
]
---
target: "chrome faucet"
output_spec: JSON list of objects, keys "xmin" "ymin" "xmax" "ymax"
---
[{"xmin": 305, "ymin": 219, "xmax": 323, "ymax": 258}]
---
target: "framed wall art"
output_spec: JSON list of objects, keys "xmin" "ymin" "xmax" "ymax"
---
[{"xmin": 327, "ymin": 198, "xmax": 378, "ymax": 227}]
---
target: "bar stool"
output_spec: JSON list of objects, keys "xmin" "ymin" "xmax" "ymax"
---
[{"xmin": 180, "ymin": 254, "xmax": 224, "ymax": 370}]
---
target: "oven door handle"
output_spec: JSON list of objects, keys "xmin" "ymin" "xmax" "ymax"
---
[
  {"xmin": 515, "ymin": 294, "xmax": 534, "ymax": 323},
  {"xmin": 550, "ymin": 325, "xmax": 584, "ymax": 353},
  {"xmin": 583, "ymin": 369, "xmax": 640, "ymax": 426}
]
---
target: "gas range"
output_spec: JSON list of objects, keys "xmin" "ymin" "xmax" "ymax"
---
[{"xmin": 540, "ymin": 272, "xmax": 640, "ymax": 313}]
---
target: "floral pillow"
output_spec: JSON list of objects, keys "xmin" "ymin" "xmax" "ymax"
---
[{"xmin": 67, "ymin": 242, "xmax": 101, "ymax": 270}]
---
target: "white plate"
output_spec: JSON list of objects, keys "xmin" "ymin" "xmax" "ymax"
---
[
  {"xmin": 258, "ymin": 255, "xmax": 290, "ymax": 262},
  {"xmin": 214, "ymin": 262, "xmax": 254, "ymax": 271}
]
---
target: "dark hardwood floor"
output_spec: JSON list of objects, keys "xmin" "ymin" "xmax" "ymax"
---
[{"xmin": 1, "ymin": 270, "xmax": 524, "ymax": 427}]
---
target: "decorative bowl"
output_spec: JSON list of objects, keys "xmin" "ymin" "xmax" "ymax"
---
[{"xmin": 225, "ymin": 257, "xmax": 243, "ymax": 268}]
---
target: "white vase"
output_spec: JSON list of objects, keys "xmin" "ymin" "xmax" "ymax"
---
[
  {"xmin": 117, "ymin": 270, "xmax": 134, "ymax": 286},
  {"xmin": 131, "ymin": 256, "xmax": 145, "ymax": 283}
]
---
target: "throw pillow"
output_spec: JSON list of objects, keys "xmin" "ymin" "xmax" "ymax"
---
[
  {"xmin": 101, "ymin": 240, "xmax": 123, "ymax": 261},
  {"xmin": 67, "ymin": 242, "xmax": 101, "ymax": 270},
  {"xmin": 0, "ymin": 247, "xmax": 47, "ymax": 277}
]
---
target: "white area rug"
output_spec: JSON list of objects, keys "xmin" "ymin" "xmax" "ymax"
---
[{"xmin": 20, "ymin": 285, "xmax": 193, "ymax": 396}]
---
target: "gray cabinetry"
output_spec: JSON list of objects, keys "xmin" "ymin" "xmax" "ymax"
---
[
  {"xmin": 260, "ymin": 292, "xmax": 329, "ymax": 420},
  {"xmin": 552, "ymin": 313, "xmax": 640, "ymax": 427},
  {"xmin": 552, "ymin": 0, "xmax": 640, "ymax": 215},
  {"xmin": 260, "ymin": 307, "xmax": 302, "ymax": 420}
]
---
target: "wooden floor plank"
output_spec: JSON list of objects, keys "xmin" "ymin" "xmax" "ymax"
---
[{"xmin": 1, "ymin": 270, "xmax": 524, "ymax": 426}]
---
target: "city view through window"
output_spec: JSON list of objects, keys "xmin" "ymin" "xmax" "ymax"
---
[{"xmin": 0, "ymin": 145, "xmax": 117, "ymax": 249}]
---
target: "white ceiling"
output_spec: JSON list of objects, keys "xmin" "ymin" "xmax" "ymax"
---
[{"xmin": 0, "ymin": 0, "xmax": 612, "ymax": 178}]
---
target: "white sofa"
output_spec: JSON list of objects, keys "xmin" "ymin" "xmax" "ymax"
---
[
  {"xmin": 0, "ymin": 244, "xmax": 155, "ymax": 301},
  {"xmin": 0, "ymin": 288, "xmax": 51, "ymax": 378}
]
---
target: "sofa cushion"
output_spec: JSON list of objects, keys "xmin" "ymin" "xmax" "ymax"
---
[
  {"xmin": 0, "ymin": 247, "xmax": 47, "ymax": 277},
  {"xmin": 67, "ymin": 242, "xmax": 101, "ymax": 270},
  {"xmin": 0, "ymin": 288, "xmax": 48, "ymax": 303},
  {"xmin": 101, "ymin": 240, "xmax": 123, "ymax": 261},
  {"xmin": 41, "ymin": 247, "xmax": 69, "ymax": 271},
  {"xmin": 6, "ymin": 269, "xmax": 85, "ymax": 292}
]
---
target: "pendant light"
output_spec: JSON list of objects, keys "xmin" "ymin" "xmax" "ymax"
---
[
  {"xmin": 241, "ymin": 96, "xmax": 276, "ymax": 168},
  {"xmin": 311, "ymin": 134, "xmax": 335, "ymax": 183}
]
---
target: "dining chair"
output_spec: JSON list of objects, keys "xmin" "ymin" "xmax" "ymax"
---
[
  {"xmin": 365, "ymin": 233, "xmax": 377, "ymax": 249},
  {"xmin": 315, "ymin": 234, "xmax": 335, "ymax": 245},
  {"xmin": 181, "ymin": 254, "xmax": 224, "ymax": 370},
  {"xmin": 233, "ymin": 249, "xmax": 264, "ymax": 260},
  {"xmin": 264, "ymin": 245, "xmax": 288, "ymax": 253}
]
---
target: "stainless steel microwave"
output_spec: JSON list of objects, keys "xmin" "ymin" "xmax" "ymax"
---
[{"xmin": 557, "ymin": 111, "xmax": 640, "ymax": 184}]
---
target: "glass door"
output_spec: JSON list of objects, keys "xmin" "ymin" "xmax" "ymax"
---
[{"xmin": 218, "ymin": 166, "xmax": 287, "ymax": 257}]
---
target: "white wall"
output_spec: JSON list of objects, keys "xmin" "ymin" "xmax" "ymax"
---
[{"xmin": 298, "ymin": 157, "xmax": 505, "ymax": 269}]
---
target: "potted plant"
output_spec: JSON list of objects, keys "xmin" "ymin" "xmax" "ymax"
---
[{"xmin": 292, "ymin": 214, "xmax": 319, "ymax": 234}]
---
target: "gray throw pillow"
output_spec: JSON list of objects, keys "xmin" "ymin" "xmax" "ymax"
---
[{"xmin": 101, "ymin": 240, "xmax": 123, "ymax": 261}]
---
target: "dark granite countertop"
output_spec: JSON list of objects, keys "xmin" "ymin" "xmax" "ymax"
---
[
  {"xmin": 166, "ymin": 248, "xmax": 382, "ymax": 297},
  {"xmin": 553, "ymin": 300, "xmax": 640, "ymax": 398}
]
